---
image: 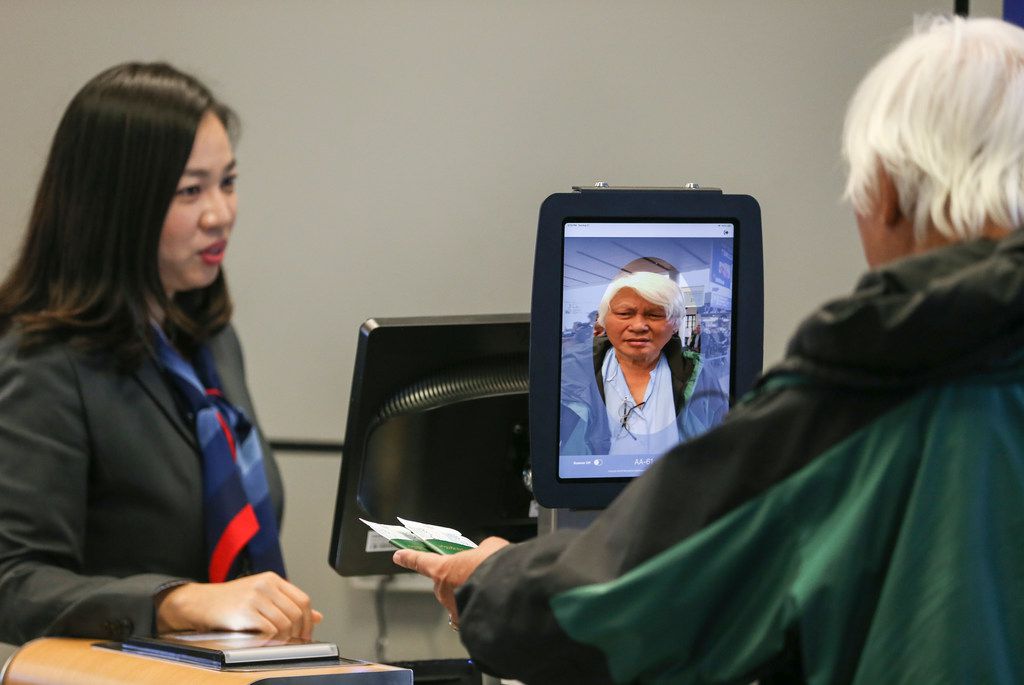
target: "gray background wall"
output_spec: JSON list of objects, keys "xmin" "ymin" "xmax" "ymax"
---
[{"xmin": 0, "ymin": 0, "xmax": 1002, "ymax": 665}]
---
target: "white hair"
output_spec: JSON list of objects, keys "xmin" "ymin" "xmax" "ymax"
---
[
  {"xmin": 596, "ymin": 272, "xmax": 685, "ymax": 328},
  {"xmin": 842, "ymin": 16, "xmax": 1024, "ymax": 242}
]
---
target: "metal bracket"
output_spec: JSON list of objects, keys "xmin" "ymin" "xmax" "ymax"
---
[{"xmin": 572, "ymin": 181, "xmax": 722, "ymax": 192}]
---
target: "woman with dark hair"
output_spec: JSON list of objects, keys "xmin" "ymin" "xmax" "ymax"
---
[{"xmin": 0, "ymin": 63, "xmax": 321, "ymax": 645}]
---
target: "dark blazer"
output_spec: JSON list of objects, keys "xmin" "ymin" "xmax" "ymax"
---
[{"xmin": 0, "ymin": 325, "xmax": 282, "ymax": 645}]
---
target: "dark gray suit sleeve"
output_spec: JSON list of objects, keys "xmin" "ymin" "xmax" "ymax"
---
[{"xmin": 0, "ymin": 339, "xmax": 183, "ymax": 644}]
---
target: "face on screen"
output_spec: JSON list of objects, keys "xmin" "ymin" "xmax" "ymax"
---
[
  {"xmin": 559, "ymin": 221, "xmax": 734, "ymax": 480},
  {"xmin": 604, "ymin": 288, "xmax": 677, "ymax": 371}
]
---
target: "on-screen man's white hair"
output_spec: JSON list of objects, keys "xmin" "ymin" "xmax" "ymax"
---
[
  {"xmin": 596, "ymin": 271, "xmax": 686, "ymax": 329},
  {"xmin": 843, "ymin": 16, "xmax": 1024, "ymax": 242}
]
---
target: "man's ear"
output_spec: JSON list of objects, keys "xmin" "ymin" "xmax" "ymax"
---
[{"xmin": 876, "ymin": 167, "xmax": 903, "ymax": 228}]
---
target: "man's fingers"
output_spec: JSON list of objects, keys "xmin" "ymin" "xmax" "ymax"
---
[
  {"xmin": 393, "ymin": 549, "xmax": 444, "ymax": 577},
  {"xmin": 394, "ymin": 541, "xmax": 514, "ymax": 629}
]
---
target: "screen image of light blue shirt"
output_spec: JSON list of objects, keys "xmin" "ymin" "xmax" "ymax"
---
[{"xmin": 601, "ymin": 350, "xmax": 681, "ymax": 457}]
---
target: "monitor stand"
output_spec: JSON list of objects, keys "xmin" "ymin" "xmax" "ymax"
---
[{"xmin": 536, "ymin": 506, "xmax": 600, "ymax": 535}]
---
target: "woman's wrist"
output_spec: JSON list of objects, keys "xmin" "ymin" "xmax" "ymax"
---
[{"xmin": 154, "ymin": 581, "xmax": 195, "ymax": 634}]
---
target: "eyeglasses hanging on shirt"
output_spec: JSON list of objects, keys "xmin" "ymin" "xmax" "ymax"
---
[{"xmin": 618, "ymin": 398, "xmax": 646, "ymax": 440}]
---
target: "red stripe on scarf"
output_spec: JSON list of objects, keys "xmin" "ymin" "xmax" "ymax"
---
[
  {"xmin": 208, "ymin": 504, "xmax": 259, "ymax": 582},
  {"xmin": 214, "ymin": 411, "xmax": 237, "ymax": 460}
]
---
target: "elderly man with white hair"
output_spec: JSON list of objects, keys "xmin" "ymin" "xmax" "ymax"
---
[
  {"xmin": 593, "ymin": 271, "xmax": 704, "ymax": 457},
  {"xmin": 395, "ymin": 16, "xmax": 1024, "ymax": 684}
]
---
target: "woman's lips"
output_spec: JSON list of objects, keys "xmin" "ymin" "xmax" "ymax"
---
[{"xmin": 200, "ymin": 241, "xmax": 227, "ymax": 265}]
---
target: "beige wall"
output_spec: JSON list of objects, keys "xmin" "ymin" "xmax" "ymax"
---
[{"xmin": 0, "ymin": 0, "xmax": 1002, "ymax": 664}]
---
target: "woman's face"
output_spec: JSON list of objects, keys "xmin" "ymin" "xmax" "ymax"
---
[{"xmin": 158, "ymin": 111, "xmax": 237, "ymax": 299}]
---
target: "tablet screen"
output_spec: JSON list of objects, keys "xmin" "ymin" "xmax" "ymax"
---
[{"xmin": 559, "ymin": 220, "xmax": 734, "ymax": 479}]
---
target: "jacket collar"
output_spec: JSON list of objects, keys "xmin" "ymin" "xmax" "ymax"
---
[
  {"xmin": 132, "ymin": 355, "xmax": 198, "ymax": 451},
  {"xmin": 768, "ymin": 231, "xmax": 1024, "ymax": 389}
]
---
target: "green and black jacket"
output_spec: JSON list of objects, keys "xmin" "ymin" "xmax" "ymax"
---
[{"xmin": 456, "ymin": 231, "xmax": 1024, "ymax": 684}]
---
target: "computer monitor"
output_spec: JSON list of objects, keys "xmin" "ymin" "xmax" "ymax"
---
[
  {"xmin": 329, "ymin": 314, "xmax": 535, "ymax": 576},
  {"xmin": 529, "ymin": 188, "xmax": 763, "ymax": 510}
]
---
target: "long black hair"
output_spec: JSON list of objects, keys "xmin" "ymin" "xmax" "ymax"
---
[{"xmin": 0, "ymin": 62, "xmax": 237, "ymax": 369}]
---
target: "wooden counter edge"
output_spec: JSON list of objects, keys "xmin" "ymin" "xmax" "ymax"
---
[{"xmin": 2, "ymin": 637, "xmax": 411, "ymax": 685}]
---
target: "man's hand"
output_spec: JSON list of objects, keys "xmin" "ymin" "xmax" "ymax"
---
[
  {"xmin": 393, "ymin": 536, "xmax": 510, "ymax": 626},
  {"xmin": 155, "ymin": 572, "xmax": 324, "ymax": 639}
]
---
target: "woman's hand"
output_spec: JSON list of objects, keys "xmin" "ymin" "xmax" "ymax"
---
[
  {"xmin": 155, "ymin": 572, "xmax": 323, "ymax": 639},
  {"xmin": 392, "ymin": 536, "xmax": 510, "ymax": 627}
]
